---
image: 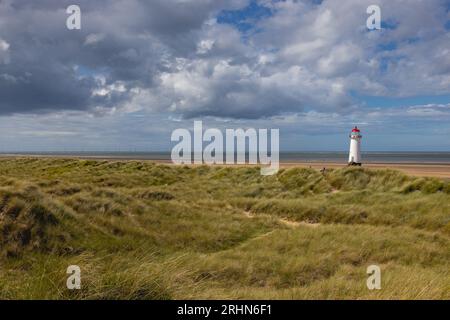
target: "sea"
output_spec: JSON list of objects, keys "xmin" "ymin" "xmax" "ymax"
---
[{"xmin": 1, "ymin": 152, "xmax": 450, "ymax": 164}]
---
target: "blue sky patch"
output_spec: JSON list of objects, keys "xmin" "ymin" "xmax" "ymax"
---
[
  {"xmin": 381, "ymin": 19, "xmax": 399, "ymax": 30},
  {"xmin": 217, "ymin": 0, "xmax": 273, "ymax": 33}
]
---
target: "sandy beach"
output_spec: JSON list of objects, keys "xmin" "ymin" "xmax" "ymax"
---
[{"xmin": 279, "ymin": 162, "xmax": 450, "ymax": 179}]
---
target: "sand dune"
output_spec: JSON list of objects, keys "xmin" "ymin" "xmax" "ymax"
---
[{"xmin": 0, "ymin": 154, "xmax": 449, "ymax": 179}]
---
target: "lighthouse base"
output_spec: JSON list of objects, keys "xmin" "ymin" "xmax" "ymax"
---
[{"xmin": 348, "ymin": 162, "xmax": 362, "ymax": 166}]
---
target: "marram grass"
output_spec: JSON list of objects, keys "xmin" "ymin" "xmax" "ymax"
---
[{"xmin": 0, "ymin": 158, "xmax": 448, "ymax": 299}]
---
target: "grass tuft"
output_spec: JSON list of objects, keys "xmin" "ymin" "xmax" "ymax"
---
[{"xmin": 0, "ymin": 158, "xmax": 448, "ymax": 299}]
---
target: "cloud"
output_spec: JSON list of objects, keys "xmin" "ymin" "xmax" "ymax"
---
[
  {"xmin": 125, "ymin": 0, "xmax": 449, "ymax": 119},
  {"xmin": 0, "ymin": 0, "xmax": 448, "ymax": 128},
  {"xmin": 0, "ymin": 0, "xmax": 250, "ymax": 115},
  {"xmin": 0, "ymin": 38, "xmax": 10, "ymax": 64},
  {"xmin": 84, "ymin": 33, "xmax": 106, "ymax": 46}
]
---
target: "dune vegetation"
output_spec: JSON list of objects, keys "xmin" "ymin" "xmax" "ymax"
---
[{"xmin": 0, "ymin": 158, "xmax": 448, "ymax": 299}]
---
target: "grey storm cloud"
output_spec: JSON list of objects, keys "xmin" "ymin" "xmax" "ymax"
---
[
  {"xmin": 0, "ymin": 0, "xmax": 449, "ymax": 119},
  {"xmin": 0, "ymin": 0, "xmax": 249, "ymax": 115}
]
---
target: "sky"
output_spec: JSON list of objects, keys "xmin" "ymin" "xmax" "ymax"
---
[{"xmin": 0, "ymin": 0, "xmax": 449, "ymax": 152}]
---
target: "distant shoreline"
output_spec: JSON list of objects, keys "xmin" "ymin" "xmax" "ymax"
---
[
  {"xmin": 1, "ymin": 153, "xmax": 449, "ymax": 179},
  {"xmin": 1, "ymin": 153, "xmax": 450, "ymax": 164}
]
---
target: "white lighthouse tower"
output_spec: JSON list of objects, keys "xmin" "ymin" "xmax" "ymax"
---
[{"xmin": 348, "ymin": 126, "xmax": 362, "ymax": 166}]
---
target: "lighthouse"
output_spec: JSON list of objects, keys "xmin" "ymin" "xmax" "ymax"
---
[{"xmin": 348, "ymin": 126, "xmax": 362, "ymax": 166}]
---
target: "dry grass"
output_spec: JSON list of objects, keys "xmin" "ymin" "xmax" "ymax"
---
[{"xmin": 0, "ymin": 158, "xmax": 448, "ymax": 299}]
